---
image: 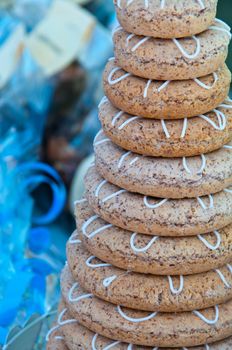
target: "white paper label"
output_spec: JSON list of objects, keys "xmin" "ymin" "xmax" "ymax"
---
[
  {"xmin": 26, "ymin": 0, "xmax": 95, "ymax": 76},
  {"xmin": 0, "ymin": 24, "xmax": 25, "ymax": 89}
]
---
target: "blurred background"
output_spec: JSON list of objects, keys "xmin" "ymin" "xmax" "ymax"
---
[{"xmin": 0, "ymin": 0, "xmax": 231, "ymax": 349}]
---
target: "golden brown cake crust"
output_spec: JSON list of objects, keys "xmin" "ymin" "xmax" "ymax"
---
[
  {"xmin": 74, "ymin": 202, "xmax": 232, "ymax": 276},
  {"xmin": 52, "ymin": 304, "xmax": 232, "ymax": 350},
  {"xmin": 94, "ymin": 133, "xmax": 232, "ymax": 198},
  {"xmin": 99, "ymin": 99, "xmax": 232, "ymax": 157},
  {"xmin": 84, "ymin": 166, "xmax": 232, "ymax": 237},
  {"xmin": 103, "ymin": 61, "xmax": 231, "ymax": 119},
  {"xmin": 67, "ymin": 240, "xmax": 232, "ymax": 313},
  {"xmin": 113, "ymin": 23, "xmax": 229, "ymax": 80},
  {"xmin": 114, "ymin": 0, "xmax": 217, "ymax": 39},
  {"xmin": 61, "ymin": 266, "xmax": 232, "ymax": 348}
]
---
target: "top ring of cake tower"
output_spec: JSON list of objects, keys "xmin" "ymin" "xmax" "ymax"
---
[{"xmin": 115, "ymin": 0, "xmax": 218, "ymax": 39}]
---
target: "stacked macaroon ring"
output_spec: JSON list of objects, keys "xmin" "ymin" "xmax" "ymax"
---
[{"xmin": 46, "ymin": 1, "xmax": 232, "ymax": 350}]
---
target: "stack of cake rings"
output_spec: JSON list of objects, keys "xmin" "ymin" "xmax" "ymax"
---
[{"xmin": 46, "ymin": 1, "xmax": 232, "ymax": 349}]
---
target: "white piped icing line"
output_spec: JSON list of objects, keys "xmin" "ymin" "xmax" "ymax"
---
[
  {"xmin": 112, "ymin": 25, "xmax": 123, "ymax": 35},
  {"xmin": 223, "ymin": 144, "xmax": 232, "ymax": 150},
  {"xmin": 199, "ymin": 109, "xmax": 227, "ymax": 130},
  {"xmin": 182, "ymin": 154, "xmax": 206, "ymax": 175},
  {"xmin": 173, "ymin": 36, "xmax": 201, "ymax": 60},
  {"xmin": 144, "ymin": 79, "xmax": 152, "ymax": 98},
  {"xmin": 111, "ymin": 111, "xmax": 140, "ymax": 129},
  {"xmin": 161, "ymin": 118, "xmax": 188, "ymax": 138},
  {"xmin": 224, "ymin": 187, "xmax": 232, "ymax": 194},
  {"xmin": 194, "ymin": 72, "xmax": 218, "ymax": 90},
  {"xmin": 227, "ymin": 264, "xmax": 232, "ymax": 274},
  {"xmin": 69, "ymin": 232, "xmax": 82, "ymax": 245},
  {"xmin": 118, "ymin": 151, "xmax": 139, "ymax": 169},
  {"xmin": 219, "ymin": 97, "xmax": 232, "ymax": 109},
  {"xmin": 102, "ymin": 189, "xmax": 128, "ymax": 203},
  {"xmin": 94, "ymin": 129, "xmax": 111, "ymax": 146},
  {"xmin": 118, "ymin": 116, "xmax": 140, "ymax": 130},
  {"xmin": 95, "ymin": 179, "xmax": 108, "ymax": 197},
  {"xmin": 131, "ymin": 36, "xmax": 150, "ymax": 52},
  {"xmin": 94, "ymin": 178, "xmax": 126, "ymax": 204},
  {"xmin": 86, "ymin": 256, "xmax": 112, "ymax": 268},
  {"xmin": 193, "ymin": 305, "xmax": 219, "ymax": 325},
  {"xmin": 215, "ymin": 269, "xmax": 231, "ymax": 288},
  {"xmin": 112, "ymin": 111, "xmax": 124, "ymax": 126},
  {"xmin": 126, "ymin": 33, "xmax": 135, "ymax": 46},
  {"xmin": 68, "ymin": 282, "xmax": 93, "ymax": 303},
  {"xmin": 157, "ymin": 80, "xmax": 170, "ymax": 92},
  {"xmin": 92, "ymin": 333, "xmax": 121, "ymax": 350},
  {"xmin": 107, "ymin": 104, "xmax": 229, "ymax": 138},
  {"xmin": 94, "ymin": 138, "xmax": 111, "ymax": 146},
  {"xmin": 143, "ymin": 79, "xmax": 171, "ymax": 97},
  {"xmin": 209, "ymin": 18, "xmax": 232, "ymax": 40},
  {"xmin": 197, "ymin": 195, "xmax": 214, "ymax": 210},
  {"xmin": 183, "ymin": 346, "xmax": 209, "ymax": 350},
  {"xmin": 130, "ymin": 233, "xmax": 159, "ymax": 253},
  {"xmin": 82, "ymin": 215, "xmax": 113, "ymax": 239},
  {"xmin": 144, "ymin": 196, "xmax": 168, "ymax": 209},
  {"xmin": 160, "ymin": 0, "xmax": 165, "ymax": 9},
  {"xmin": 117, "ymin": 0, "xmax": 205, "ymax": 10},
  {"xmin": 168, "ymin": 275, "xmax": 184, "ymax": 295},
  {"xmin": 108, "ymin": 67, "xmax": 131, "ymax": 85},
  {"xmin": 197, "ymin": 231, "xmax": 221, "ymax": 250},
  {"xmin": 103, "ymin": 275, "xmax": 118, "ymax": 287},
  {"xmin": 197, "ymin": 0, "xmax": 205, "ymax": 9},
  {"xmin": 74, "ymin": 198, "xmax": 87, "ymax": 205},
  {"xmin": 46, "ymin": 308, "xmax": 77, "ymax": 342},
  {"xmin": 117, "ymin": 305, "xmax": 158, "ymax": 323},
  {"xmin": 108, "ymin": 65, "xmax": 217, "ymax": 92},
  {"xmin": 98, "ymin": 96, "xmax": 108, "ymax": 108},
  {"xmin": 85, "ymin": 255, "xmax": 118, "ymax": 288}
]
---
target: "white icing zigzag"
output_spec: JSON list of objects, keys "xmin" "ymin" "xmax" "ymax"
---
[
  {"xmin": 85, "ymin": 256, "xmax": 118, "ymax": 287},
  {"xmin": 68, "ymin": 231, "xmax": 82, "ymax": 245},
  {"xmin": 198, "ymin": 231, "xmax": 221, "ymax": 251},
  {"xmin": 92, "ymin": 333, "xmax": 121, "ymax": 350},
  {"xmin": 197, "ymin": 195, "xmax": 214, "ymax": 210},
  {"xmin": 105, "ymin": 105, "xmax": 228, "ymax": 139},
  {"xmin": 209, "ymin": 18, "xmax": 232, "ymax": 40},
  {"xmin": 108, "ymin": 63, "xmax": 219, "ymax": 92},
  {"xmin": 118, "ymin": 151, "xmax": 139, "ymax": 168},
  {"xmin": 173, "ymin": 36, "xmax": 201, "ymax": 60},
  {"xmin": 46, "ymin": 308, "xmax": 77, "ymax": 342},
  {"xmin": 94, "ymin": 178, "xmax": 128, "ymax": 203},
  {"xmin": 182, "ymin": 154, "xmax": 206, "ymax": 175},
  {"xmin": 161, "ymin": 118, "xmax": 188, "ymax": 138},
  {"xmin": 82, "ymin": 214, "xmax": 113, "ymax": 239},
  {"xmin": 86, "ymin": 255, "xmax": 112, "ymax": 268},
  {"xmin": 68, "ymin": 282, "xmax": 93, "ymax": 303},
  {"xmin": 130, "ymin": 233, "xmax": 159, "ymax": 253},
  {"xmin": 94, "ymin": 129, "xmax": 111, "ymax": 146},
  {"xmin": 82, "ymin": 213, "xmax": 222, "ymax": 253},
  {"xmin": 215, "ymin": 269, "xmax": 231, "ymax": 288},
  {"xmin": 193, "ymin": 306, "xmax": 219, "ymax": 325},
  {"xmin": 168, "ymin": 275, "xmax": 184, "ymax": 295},
  {"xmin": 194, "ymin": 72, "xmax": 218, "ymax": 90},
  {"xmin": 117, "ymin": 0, "xmax": 205, "ymax": 10},
  {"xmin": 144, "ymin": 196, "xmax": 168, "ymax": 209},
  {"xmin": 117, "ymin": 305, "xmax": 158, "ymax": 323},
  {"xmin": 199, "ymin": 109, "xmax": 226, "ymax": 131}
]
